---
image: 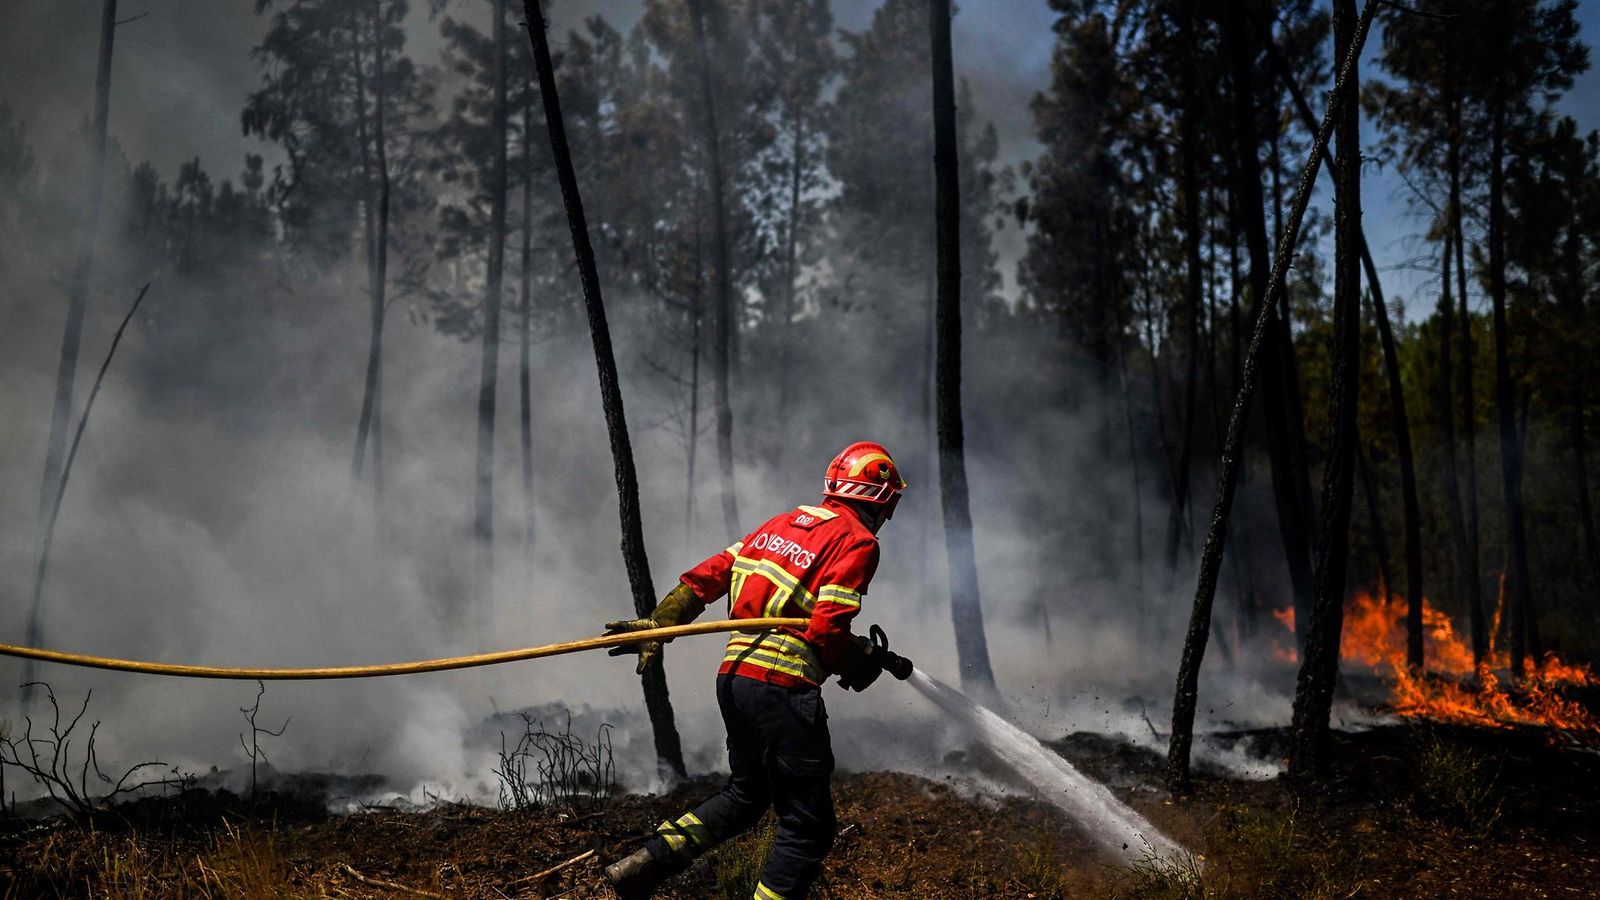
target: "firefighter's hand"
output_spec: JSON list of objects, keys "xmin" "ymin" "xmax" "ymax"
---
[
  {"xmin": 837, "ymin": 635, "xmax": 884, "ymax": 692},
  {"xmin": 604, "ymin": 585, "xmax": 704, "ymax": 675},
  {"xmin": 604, "ymin": 617, "xmax": 662, "ymax": 675}
]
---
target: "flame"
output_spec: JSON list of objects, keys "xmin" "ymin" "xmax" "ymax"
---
[{"xmin": 1269, "ymin": 587, "xmax": 1598, "ymax": 740}]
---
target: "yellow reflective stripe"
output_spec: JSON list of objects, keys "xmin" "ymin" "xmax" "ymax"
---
[
  {"xmin": 729, "ymin": 630, "xmax": 816, "ymax": 657},
  {"xmin": 731, "ymin": 555, "xmax": 817, "ymax": 612},
  {"xmin": 656, "ymin": 819, "xmax": 689, "ymax": 853},
  {"xmin": 724, "ymin": 650, "xmax": 812, "ymax": 679},
  {"xmin": 796, "ymin": 505, "xmax": 838, "ymax": 520},
  {"xmin": 817, "ymin": 584, "xmax": 862, "ymax": 609},
  {"xmin": 754, "ymin": 882, "xmax": 789, "ymax": 900},
  {"xmin": 724, "ymin": 632, "xmax": 822, "ymax": 680},
  {"xmin": 726, "ymin": 541, "xmax": 744, "ymax": 555}
]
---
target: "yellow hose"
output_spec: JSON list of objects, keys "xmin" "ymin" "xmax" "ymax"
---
[{"xmin": 0, "ymin": 618, "xmax": 810, "ymax": 681}]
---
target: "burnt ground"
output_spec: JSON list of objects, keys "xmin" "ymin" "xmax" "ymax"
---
[{"xmin": 3, "ymin": 721, "xmax": 1599, "ymax": 898}]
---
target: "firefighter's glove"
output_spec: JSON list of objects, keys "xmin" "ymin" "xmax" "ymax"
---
[
  {"xmin": 605, "ymin": 583, "xmax": 705, "ymax": 675},
  {"xmin": 836, "ymin": 634, "xmax": 885, "ymax": 692}
]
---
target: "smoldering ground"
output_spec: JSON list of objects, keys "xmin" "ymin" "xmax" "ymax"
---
[{"xmin": 0, "ymin": 1, "xmax": 1306, "ymax": 810}]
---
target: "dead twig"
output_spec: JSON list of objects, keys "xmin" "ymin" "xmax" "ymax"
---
[
  {"xmin": 341, "ymin": 863, "xmax": 445, "ymax": 898},
  {"xmin": 504, "ymin": 849, "xmax": 597, "ymax": 888}
]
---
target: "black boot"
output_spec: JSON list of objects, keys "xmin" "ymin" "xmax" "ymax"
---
[{"xmin": 603, "ymin": 847, "xmax": 670, "ymax": 900}]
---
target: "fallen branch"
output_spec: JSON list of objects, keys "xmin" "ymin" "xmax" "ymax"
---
[
  {"xmin": 504, "ymin": 849, "xmax": 596, "ymax": 888},
  {"xmin": 341, "ymin": 863, "xmax": 444, "ymax": 898}
]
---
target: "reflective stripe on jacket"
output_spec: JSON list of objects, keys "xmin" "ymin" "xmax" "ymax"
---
[{"xmin": 680, "ymin": 498, "xmax": 879, "ymax": 688}]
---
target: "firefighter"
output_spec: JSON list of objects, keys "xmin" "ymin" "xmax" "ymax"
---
[{"xmin": 600, "ymin": 441, "xmax": 908, "ymax": 900}]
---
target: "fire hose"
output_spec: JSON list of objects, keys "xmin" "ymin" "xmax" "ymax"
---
[
  {"xmin": 0, "ymin": 618, "xmax": 915, "ymax": 683},
  {"xmin": 0, "ymin": 618, "xmax": 812, "ymax": 680}
]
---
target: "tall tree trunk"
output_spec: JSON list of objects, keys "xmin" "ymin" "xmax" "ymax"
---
[
  {"xmin": 774, "ymin": 103, "xmax": 804, "ymax": 468},
  {"xmin": 40, "ymin": 0, "xmax": 117, "ymax": 526},
  {"xmin": 1267, "ymin": 31, "xmax": 1425, "ymax": 664},
  {"xmin": 474, "ymin": 0, "xmax": 510, "ymax": 592},
  {"xmin": 1444, "ymin": 16, "xmax": 1486, "ymax": 667},
  {"xmin": 1436, "ymin": 221, "xmax": 1481, "ymax": 665},
  {"xmin": 1556, "ymin": 150, "xmax": 1599, "ymax": 596},
  {"xmin": 1288, "ymin": 0, "xmax": 1363, "ymax": 784},
  {"xmin": 28, "ymin": 0, "xmax": 118, "ymax": 676},
  {"xmin": 686, "ymin": 172, "xmax": 705, "ymax": 544},
  {"xmin": 520, "ymin": 89, "xmax": 537, "ymax": 558},
  {"xmin": 1363, "ymin": 254, "xmax": 1422, "ymax": 668},
  {"xmin": 523, "ymin": 0, "xmax": 686, "ymax": 778},
  {"xmin": 1356, "ymin": 437, "xmax": 1393, "ymax": 600},
  {"xmin": 350, "ymin": 5, "xmax": 385, "ymax": 507},
  {"xmin": 685, "ymin": 0, "xmax": 740, "ymax": 539},
  {"xmin": 1221, "ymin": 0, "xmax": 1316, "ymax": 643},
  {"xmin": 1166, "ymin": 20, "xmax": 1203, "ymax": 582},
  {"xmin": 1117, "ymin": 321, "xmax": 1145, "ymax": 595},
  {"xmin": 1166, "ymin": 0, "xmax": 1377, "ymax": 795},
  {"xmin": 1488, "ymin": 100, "xmax": 1537, "ymax": 675},
  {"xmin": 369, "ymin": 0, "xmax": 390, "ymax": 508},
  {"xmin": 1455, "ymin": 145, "xmax": 1484, "ymax": 660},
  {"xmin": 929, "ymin": 0, "xmax": 997, "ymax": 698}
]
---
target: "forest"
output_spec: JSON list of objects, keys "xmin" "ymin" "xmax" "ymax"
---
[{"xmin": 1, "ymin": 0, "xmax": 1599, "ymax": 896}]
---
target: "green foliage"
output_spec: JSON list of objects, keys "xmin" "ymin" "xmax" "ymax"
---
[
  {"xmin": 1119, "ymin": 846, "xmax": 1204, "ymax": 900},
  {"xmin": 1118, "ymin": 805, "xmax": 1363, "ymax": 900},
  {"xmin": 1409, "ymin": 730, "xmax": 1503, "ymax": 835},
  {"xmin": 1012, "ymin": 835, "xmax": 1075, "ymax": 900}
]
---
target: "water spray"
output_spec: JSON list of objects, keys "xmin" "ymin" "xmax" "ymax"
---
[{"xmin": 863, "ymin": 624, "xmax": 1188, "ymax": 867}]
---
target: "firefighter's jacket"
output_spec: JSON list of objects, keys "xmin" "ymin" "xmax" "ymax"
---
[{"xmin": 680, "ymin": 498, "xmax": 879, "ymax": 688}]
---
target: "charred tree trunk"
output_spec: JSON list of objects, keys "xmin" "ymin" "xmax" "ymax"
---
[
  {"xmin": 1364, "ymin": 255, "xmax": 1422, "ymax": 669},
  {"xmin": 929, "ymin": 0, "xmax": 997, "ymax": 698},
  {"xmin": 28, "ymin": 0, "xmax": 118, "ymax": 677},
  {"xmin": 1488, "ymin": 100, "xmax": 1538, "ymax": 675},
  {"xmin": 1268, "ymin": 31, "xmax": 1424, "ymax": 663},
  {"xmin": 1436, "ymin": 226, "xmax": 1480, "ymax": 665},
  {"xmin": 1165, "ymin": 18, "xmax": 1203, "ymax": 582},
  {"xmin": 1444, "ymin": 22, "xmax": 1486, "ymax": 667},
  {"xmin": 350, "ymin": 11, "xmax": 377, "ymax": 483},
  {"xmin": 774, "ymin": 104, "xmax": 805, "ymax": 467},
  {"xmin": 1455, "ymin": 152, "xmax": 1484, "ymax": 660},
  {"xmin": 474, "ymin": 0, "xmax": 511, "ymax": 591},
  {"xmin": 351, "ymin": 3, "xmax": 389, "ymax": 508},
  {"xmin": 1166, "ymin": 0, "xmax": 1377, "ymax": 795},
  {"xmin": 1221, "ymin": 1, "xmax": 1317, "ymax": 646},
  {"xmin": 523, "ymin": 0, "xmax": 686, "ymax": 778},
  {"xmin": 1356, "ymin": 438, "xmax": 1393, "ymax": 601},
  {"xmin": 1289, "ymin": 0, "xmax": 1363, "ymax": 784},
  {"xmin": 369, "ymin": 0, "xmax": 391, "ymax": 507},
  {"xmin": 40, "ymin": 0, "xmax": 117, "ymax": 526},
  {"xmin": 685, "ymin": 0, "xmax": 740, "ymax": 539},
  {"xmin": 686, "ymin": 172, "xmax": 705, "ymax": 544},
  {"xmin": 519, "ymin": 87, "xmax": 537, "ymax": 558}
]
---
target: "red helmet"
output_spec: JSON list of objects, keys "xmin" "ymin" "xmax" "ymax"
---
[{"xmin": 823, "ymin": 441, "xmax": 907, "ymax": 505}]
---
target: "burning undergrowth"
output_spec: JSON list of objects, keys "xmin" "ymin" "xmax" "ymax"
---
[{"xmin": 1271, "ymin": 580, "xmax": 1599, "ymax": 743}]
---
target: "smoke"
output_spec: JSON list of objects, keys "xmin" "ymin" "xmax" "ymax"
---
[{"xmin": 0, "ymin": 0, "xmax": 1312, "ymax": 812}]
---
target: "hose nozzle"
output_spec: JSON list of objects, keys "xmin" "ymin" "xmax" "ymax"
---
[{"xmin": 869, "ymin": 624, "xmax": 914, "ymax": 680}]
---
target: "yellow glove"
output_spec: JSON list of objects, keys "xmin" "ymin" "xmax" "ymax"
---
[{"xmin": 604, "ymin": 583, "xmax": 706, "ymax": 675}]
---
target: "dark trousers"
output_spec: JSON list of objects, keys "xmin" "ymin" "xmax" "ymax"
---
[{"xmin": 645, "ymin": 673, "xmax": 836, "ymax": 900}]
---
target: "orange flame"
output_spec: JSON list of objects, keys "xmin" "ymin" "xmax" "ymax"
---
[{"xmin": 1270, "ymin": 588, "xmax": 1598, "ymax": 740}]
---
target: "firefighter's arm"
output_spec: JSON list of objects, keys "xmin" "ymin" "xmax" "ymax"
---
[
  {"xmin": 604, "ymin": 538, "xmax": 745, "ymax": 674},
  {"xmin": 804, "ymin": 536, "xmax": 880, "ymax": 672}
]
